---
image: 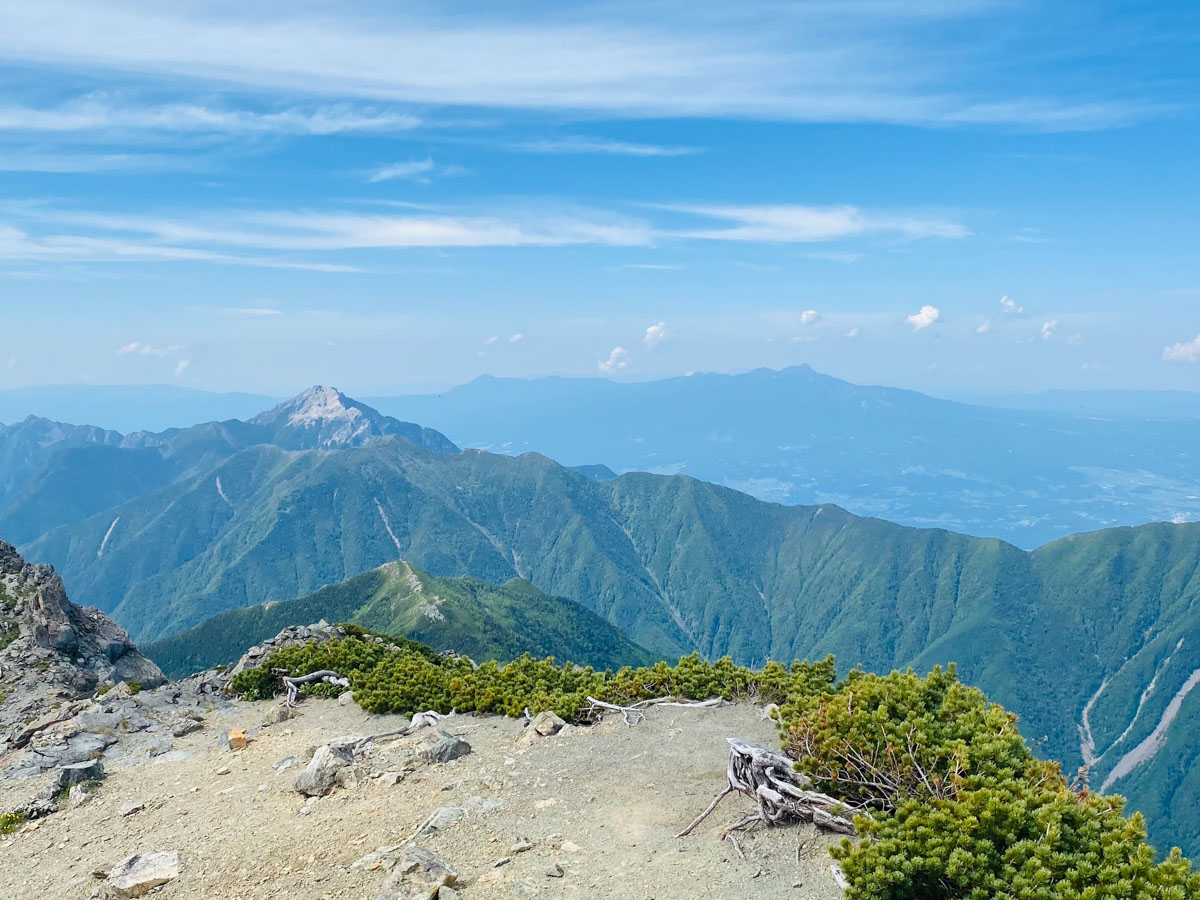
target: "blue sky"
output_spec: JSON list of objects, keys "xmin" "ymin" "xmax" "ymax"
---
[{"xmin": 0, "ymin": 0, "xmax": 1197, "ymax": 395}]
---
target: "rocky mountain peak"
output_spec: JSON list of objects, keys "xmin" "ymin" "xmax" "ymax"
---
[
  {"xmin": 248, "ymin": 386, "xmax": 459, "ymax": 453},
  {"xmin": 0, "ymin": 540, "xmax": 164, "ymax": 737}
]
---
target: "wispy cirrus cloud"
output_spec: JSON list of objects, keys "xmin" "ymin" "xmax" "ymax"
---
[
  {"xmin": 0, "ymin": 99, "xmax": 421, "ymax": 136},
  {"xmin": 660, "ymin": 204, "xmax": 969, "ymax": 243},
  {"xmin": 0, "ymin": 2, "xmax": 1166, "ymax": 131},
  {"xmin": 367, "ymin": 158, "xmax": 468, "ymax": 184},
  {"xmin": 512, "ymin": 137, "xmax": 699, "ymax": 157},
  {"xmin": 0, "ymin": 193, "xmax": 974, "ymax": 271}
]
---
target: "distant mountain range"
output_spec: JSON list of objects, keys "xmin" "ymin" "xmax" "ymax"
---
[
  {"xmin": 144, "ymin": 560, "xmax": 655, "ymax": 678},
  {"xmin": 365, "ymin": 366, "xmax": 1200, "ymax": 548},
  {"xmin": 0, "ymin": 386, "xmax": 457, "ymax": 544},
  {"xmin": 0, "ymin": 384, "xmax": 281, "ymax": 433},
  {"xmin": 5, "ymin": 378, "xmax": 1200, "ymax": 854},
  {"xmin": 6, "ymin": 371, "xmax": 1198, "ymax": 548}
]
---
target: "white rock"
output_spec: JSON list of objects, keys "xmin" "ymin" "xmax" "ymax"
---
[{"xmin": 101, "ymin": 851, "xmax": 182, "ymax": 899}]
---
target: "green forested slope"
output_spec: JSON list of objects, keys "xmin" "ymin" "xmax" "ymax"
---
[
  {"xmin": 143, "ymin": 560, "xmax": 656, "ymax": 677},
  {"xmin": 22, "ymin": 437, "xmax": 1200, "ymax": 855}
]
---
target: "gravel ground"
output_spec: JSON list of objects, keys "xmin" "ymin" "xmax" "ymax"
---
[{"xmin": 0, "ymin": 698, "xmax": 846, "ymax": 899}]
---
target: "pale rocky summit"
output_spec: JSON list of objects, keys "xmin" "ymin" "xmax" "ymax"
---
[{"xmin": 248, "ymin": 385, "xmax": 459, "ymax": 453}]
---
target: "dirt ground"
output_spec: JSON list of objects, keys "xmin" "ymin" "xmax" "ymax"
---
[{"xmin": 0, "ymin": 698, "xmax": 847, "ymax": 899}]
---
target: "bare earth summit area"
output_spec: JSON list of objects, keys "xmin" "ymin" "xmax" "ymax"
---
[{"xmin": 0, "ymin": 697, "xmax": 846, "ymax": 900}]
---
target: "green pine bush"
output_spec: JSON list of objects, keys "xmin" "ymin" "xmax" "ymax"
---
[{"xmin": 777, "ymin": 666, "xmax": 1200, "ymax": 899}]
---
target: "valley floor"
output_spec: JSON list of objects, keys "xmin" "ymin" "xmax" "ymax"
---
[{"xmin": 0, "ymin": 699, "xmax": 844, "ymax": 900}]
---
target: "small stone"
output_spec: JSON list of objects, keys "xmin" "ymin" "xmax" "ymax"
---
[
  {"xmin": 338, "ymin": 691, "xmax": 355, "ymax": 706},
  {"xmin": 510, "ymin": 838, "xmax": 534, "ymax": 853},
  {"xmin": 532, "ymin": 711, "xmax": 566, "ymax": 736},
  {"xmin": 67, "ymin": 784, "xmax": 92, "ymax": 809},
  {"xmin": 293, "ymin": 744, "xmax": 352, "ymax": 797},
  {"xmin": 377, "ymin": 772, "xmax": 402, "ymax": 787},
  {"xmin": 273, "ymin": 755, "xmax": 299, "ymax": 772},
  {"xmin": 493, "ymin": 857, "xmax": 512, "ymax": 868},
  {"xmin": 261, "ymin": 704, "xmax": 291, "ymax": 727},
  {"xmin": 420, "ymin": 730, "xmax": 471, "ymax": 764},
  {"xmin": 560, "ymin": 841, "xmax": 580, "ymax": 853},
  {"xmin": 100, "ymin": 850, "xmax": 181, "ymax": 899},
  {"xmin": 545, "ymin": 863, "xmax": 565, "ymax": 878},
  {"xmin": 227, "ymin": 729, "xmax": 249, "ymax": 751},
  {"xmin": 421, "ymin": 806, "xmax": 465, "ymax": 834},
  {"xmin": 215, "ymin": 766, "xmax": 231, "ymax": 776},
  {"xmin": 119, "ymin": 802, "xmax": 145, "ymax": 818},
  {"xmin": 439, "ymin": 887, "xmax": 460, "ymax": 900},
  {"xmin": 170, "ymin": 719, "xmax": 202, "ymax": 738},
  {"xmin": 376, "ymin": 846, "xmax": 456, "ymax": 900}
]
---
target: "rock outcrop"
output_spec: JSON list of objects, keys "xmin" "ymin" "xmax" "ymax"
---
[
  {"xmin": 0, "ymin": 540, "xmax": 164, "ymax": 696},
  {"xmin": 0, "ymin": 540, "xmax": 164, "ymax": 741}
]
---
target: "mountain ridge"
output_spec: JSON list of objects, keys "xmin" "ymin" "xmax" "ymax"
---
[{"xmin": 143, "ymin": 559, "xmax": 657, "ymax": 678}]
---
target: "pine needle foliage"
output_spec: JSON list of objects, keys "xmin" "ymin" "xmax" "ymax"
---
[
  {"xmin": 778, "ymin": 666, "xmax": 1200, "ymax": 899},
  {"xmin": 229, "ymin": 631, "xmax": 835, "ymax": 721}
]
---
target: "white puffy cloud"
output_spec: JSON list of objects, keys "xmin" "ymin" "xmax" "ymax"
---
[
  {"xmin": 1000, "ymin": 295, "xmax": 1024, "ymax": 315},
  {"xmin": 643, "ymin": 321, "xmax": 667, "ymax": 349},
  {"xmin": 509, "ymin": 333, "xmax": 524, "ymax": 343},
  {"xmin": 844, "ymin": 327, "xmax": 859, "ymax": 338},
  {"xmin": 905, "ymin": 305, "xmax": 940, "ymax": 331},
  {"xmin": 799, "ymin": 309, "xmax": 820, "ymax": 325},
  {"xmin": 1041, "ymin": 320, "xmax": 1058, "ymax": 340},
  {"xmin": 598, "ymin": 346, "xmax": 628, "ymax": 373},
  {"xmin": 976, "ymin": 319, "xmax": 991, "ymax": 333},
  {"xmin": 1163, "ymin": 335, "xmax": 1200, "ymax": 362},
  {"xmin": 483, "ymin": 335, "xmax": 500, "ymax": 345},
  {"xmin": 174, "ymin": 359, "xmax": 190, "ymax": 377}
]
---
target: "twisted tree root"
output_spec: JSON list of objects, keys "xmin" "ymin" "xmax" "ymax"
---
[{"xmin": 678, "ymin": 738, "xmax": 859, "ymax": 839}]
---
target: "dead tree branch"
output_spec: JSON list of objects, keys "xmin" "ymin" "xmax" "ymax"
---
[
  {"xmin": 275, "ymin": 669, "xmax": 350, "ymax": 707},
  {"xmin": 585, "ymin": 695, "xmax": 730, "ymax": 726}
]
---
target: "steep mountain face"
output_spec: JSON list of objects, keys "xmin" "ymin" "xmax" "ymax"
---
[
  {"xmin": 367, "ymin": 365, "xmax": 1200, "ymax": 548},
  {"xmin": 0, "ymin": 540, "xmax": 164, "ymax": 740},
  {"xmin": 144, "ymin": 560, "xmax": 657, "ymax": 677},
  {"xmin": 21, "ymin": 433, "xmax": 1200, "ymax": 853},
  {"xmin": 0, "ymin": 388, "xmax": 458, "ymax": 543}
]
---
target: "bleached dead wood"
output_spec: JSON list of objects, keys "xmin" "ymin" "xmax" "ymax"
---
[
  {"xmin": 353, "ymin": 711, "xmax": 449, "ymax": 755},
  {"xmin": 584, "ymin": 695, "xmax": 730, "ymax": 726},
  {"xmin": 677, "ymin": 738, "xmax": 859, "ymax": 839},
  {"xmin": 276, "ymin": 669, "xmax": 350, "ymax": 707}
]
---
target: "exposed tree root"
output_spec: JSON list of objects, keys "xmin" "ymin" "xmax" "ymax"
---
[{"xmin": 678, "ymin": 738, "xmax": 859, "ymax": 840}]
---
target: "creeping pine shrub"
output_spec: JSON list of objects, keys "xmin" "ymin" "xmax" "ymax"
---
[
  {"xmin": 778, "ymin": 667, "xmax": 1200, "ymax": 900},
  {"xmin": 229, "ymin": 633, "xmax": 836, "ymax": 722}
]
